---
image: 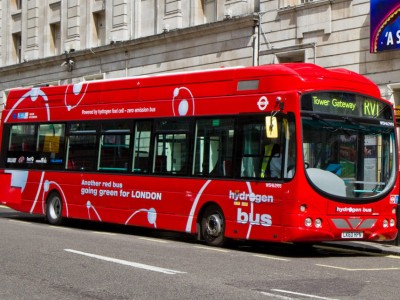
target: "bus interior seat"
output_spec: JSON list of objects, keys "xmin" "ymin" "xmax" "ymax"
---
[
  {"xmin": 67, "ymin": 159, "xmax": 76, "ymax": 170},
  {"xmin": 155, "ymin": 155, "xmax": 167, "ymax": 173},
  {"xmin": 326, "ymin": 163, "xmax": 342, "ymax": 176},
  {"xmin": 223, "ymin": 160, "xmax": 232, "ymax": 176},
  {"xmin": 210, "ymin": 159, "xmax": 232, "ymax": 177}
]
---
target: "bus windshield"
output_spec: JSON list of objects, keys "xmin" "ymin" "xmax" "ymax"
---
[{"xmin": 301, "ymin": 92, "xmax": 397, "ymax": 200}]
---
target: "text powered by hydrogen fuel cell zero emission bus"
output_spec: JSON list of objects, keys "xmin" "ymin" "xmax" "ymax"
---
[{"xmin": 0, "ymin": 63, "xmax": 398, "ymax": 246}]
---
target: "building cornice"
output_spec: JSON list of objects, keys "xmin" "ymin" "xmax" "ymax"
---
[{"xmin": 0, "ymin": 14, "xmax": 259, "ymax": 74}]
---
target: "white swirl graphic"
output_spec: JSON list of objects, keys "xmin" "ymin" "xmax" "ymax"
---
[
  {"xmin": 5, "ymin": 88, "xmax": 50, "ymax": 122},
  {"xmin": 125, "ymin": 208, "xmax": 157, "ymax": 228},
  {"xmin": 172, "ymin": 87, "xmax": 195, "ymax": 116},
  {"xmin": 64, "ymin": 82, "xmax": 89, "ymax": 111}
]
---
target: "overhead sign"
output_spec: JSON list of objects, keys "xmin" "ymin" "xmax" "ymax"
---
[
  {"xmin": 370, "ymin": 0, "xmax": 400, "ymax": 53},
  {"xmin": 301, "ymin": 92, "xmax": 393, "ymax": 121}
]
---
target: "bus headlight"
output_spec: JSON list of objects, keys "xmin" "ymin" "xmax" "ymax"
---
[
  {"xmin": 315, "ymin": 218, "xmax": 322, "ymax": 228},
  {"xmin": 383, "ymin": 219, "xmax": 389, "ymax": 228},
  {"xmin": 390, "ymin": 219, "xmax": 396, "ymax": 227},
  {"xmin": 305, "ymin": 218, "xmax": 312, "ymax": 227}
]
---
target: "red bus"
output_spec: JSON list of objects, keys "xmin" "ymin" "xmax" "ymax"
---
[{"xmin": 0, "ymin": 63, "xmax": 398, "ymax": 246}]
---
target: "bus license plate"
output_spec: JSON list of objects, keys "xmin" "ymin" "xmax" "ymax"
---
[{"xmin": 341, "ymin": 232, "xmax": 363, "ymax": 239}]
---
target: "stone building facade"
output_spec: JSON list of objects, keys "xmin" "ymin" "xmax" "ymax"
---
[{"xmin": 0, "ymin": 0, "xmax": 399, "ymax": 108}]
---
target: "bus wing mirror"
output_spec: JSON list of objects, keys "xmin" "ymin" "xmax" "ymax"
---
[{"xmin": 266, "ymin": 116, "xmax": 278, "ymax": 138}]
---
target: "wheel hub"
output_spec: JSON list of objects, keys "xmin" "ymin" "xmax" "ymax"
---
[{"xmin": 206, "ymin": 214, "xmax": 222, "ymax": 237}]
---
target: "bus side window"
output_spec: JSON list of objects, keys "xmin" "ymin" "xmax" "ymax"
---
[
  {"xmin": 154, "ymin": 155, "xmax": 167, "ymax": 173},
  {"xmin": 37, "ymin": 123, "xmax": 66, "ymax": 170},
  {"xmin": 239, "ymin": 115, "xmax": 296, "ymax": 180},
  {"xmin": 241, "ymin": 124, "xmax": 263, "ymax": 178},
  {"xmin": 153, "ymin": 132, "xmax": 189, "ymax": 175},
  {"xmin": 261, "ymin": 143, "xmax": 281, "ymax": 179},
  {"xmin": 152, "ymin": 119, "xmax": 190, "ymax": 175},
  {"xmin": 99, "ymin": 134, "xmax": 130, "ymax": 172},
  {"xmin": 66, "ymin": 123, "xmax": 97, "ymax": 171},
  {"xmin": 9, "ymin": 124, "xmax": 36, "ymax": 152},
  {"xmin": 133, "ymin": 121, "xmax": 151, "ymax": 174},
  {"xmin": 194, "ymin": 118, "xmax": 234, "ymax": 177}
]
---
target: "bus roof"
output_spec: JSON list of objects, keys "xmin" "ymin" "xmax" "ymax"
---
[{"xmin": 4, "ymin": 63, "xmax": 383, "ymax": 111}]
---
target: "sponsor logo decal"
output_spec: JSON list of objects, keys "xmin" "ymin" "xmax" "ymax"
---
[{"xmin": 229, "ymin": 190, "xmax": 273, "ymax": 204}]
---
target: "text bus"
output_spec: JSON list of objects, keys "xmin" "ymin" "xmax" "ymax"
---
[{"xmin": 0, "ymin": 63, "xmax": 398, "ymax": 246}]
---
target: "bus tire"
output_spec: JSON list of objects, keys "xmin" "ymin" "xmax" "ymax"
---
[
  {"xmin": 201, "ymin": 204, "xmax": 226, "ymax": 247},
  {"xmin": 46, "ymin": 192, "xmax": 63, "ymax": 225}
]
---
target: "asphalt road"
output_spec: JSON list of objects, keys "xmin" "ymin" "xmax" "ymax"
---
[{"xmin": 1, "ymin": 206, "xmax": 400, "ymax": 300}]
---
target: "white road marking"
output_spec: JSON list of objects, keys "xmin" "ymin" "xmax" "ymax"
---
[
  {"xmin": 138, "ymin": 237, "xmax": 168, "ymax": 243},
  {"xmin": 313, "ymin": 245, "xmax": 383, "ymax": 256},
  {"xmin": 193, "ymin": 245, "xmax": 230, "ymax": 253},
  {"xmin": 271, "ymin": 289, "xmax": 339, "ymax": 300},
  {"xmin": 64, "ymin": 249, "xmax": 186, "ymax": 275},
  {"xmin": 316, "ymin": 264, "xmax": 400, "ymax": 271},
  {"xmin": 253, "ymin": 254, "xmax": 290, "ymax": 261},
  {"xmin": 47, "ymin": 225, "xmax": 73, "ymax": 231},
  {"xmin": 260, "ymin": 291, "xmax": 295, "ymax": 299},
  {"xmin": 92, "ymin": 231, "xmax": 116, "ymax": 236}
]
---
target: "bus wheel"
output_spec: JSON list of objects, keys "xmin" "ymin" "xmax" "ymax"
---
[
  {"xmin": 46, "ymin": 192, "xmax": 63, "ymax": 225},
  {"xmin": 201, "ymin": 205, "xmax": 226, "ymax": 247}
]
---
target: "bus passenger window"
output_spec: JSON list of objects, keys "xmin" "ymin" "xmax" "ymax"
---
[
  {"xmin": 133, "ymin": 121, "xmax": 152, "ymax": 174},
  {"xmin": 261, "ymin": 143, "xmax": 281, "ymax": 178},
  {"xmin": 153, "ymin": 133, "xmax": 189, "ymax": 174},
  {"xmin": 66, "ymin": 123, "xmax": 97, "ymax": 171},
  {"xmin": 66, "ymin": 135, "xmax": 97, "ymax": 171},
  {"xmin": 8, "ymin": 124, "xmax": 36, "ymax": 152},
  {"xmin": 241, "ymin": 123, "xmax": 263, "ymax": 178},
  {"xmin": 240, "ymin": 114, "xmax": 296, "ymax": 180},
  {"xmin": 194, "ymin": 118, "xmax": 234, "ymax": 177},
  {"xmin": 98, "ymin": 120, "xmax": 131, "ymax": 172},
  {"xmin": 37, "ymin": 123, "xmax": 66, "ymax": 169},
  {"xmin": 152, "ymin": 119, "xmax": 190, "ymax": 175},
  {"xmin": 99, "ymin": 134, "xmax": 130, "ymax": 172}
]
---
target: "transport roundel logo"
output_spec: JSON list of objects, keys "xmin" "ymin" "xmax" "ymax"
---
[
  {"xmin": 172, "ymin": 87, "xmax": 195, "ymax": 116},
  {"xmin": 257, "ymin": 96, "xmax": 269, "ymax": 111}
]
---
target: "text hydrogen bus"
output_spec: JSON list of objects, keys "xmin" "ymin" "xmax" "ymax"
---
[{"xmin": 0, "ymin": 63, "xmax": 398, "ymax": 246}]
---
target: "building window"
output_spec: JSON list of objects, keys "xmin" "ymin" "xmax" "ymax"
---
[
  {"xmin": 279, "ymin": 0, "xmax": 321, "ymax": 9},
  {"xmin": 50, "ymin": 22, "xmax": 61, "ymax": 56},
  {"xmin": 83, "ymin": 73, "xmax": 105, "ymax": 81},
  {"xmin": 202, "ymin": 0, "xmax": 217, "ymax": 23},
  {"xmin": 276, "ymin": 50, "xmax": 305, "ymax": 63},
  {"xmin": 11, "ymin": 0, "xmax": 22, "ymax": 10},
  {"xmin": 92, "ymin": 11, "xmax": 106, "ymax": 47},
  {"xmin": 393, "ymin": 89, "xmax": 400, "ymax": 104},
  {"xmin": 389, "ymin": 83, "xmax": 400, "ymax": 121},
  {"xmin": 12, "ymin": 32, "xmax": 22, "ymax": 64}
]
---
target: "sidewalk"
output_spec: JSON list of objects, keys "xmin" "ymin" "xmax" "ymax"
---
[{"xmin": 322, "ymin": 241, "xmax": 400, "ymax": 256}]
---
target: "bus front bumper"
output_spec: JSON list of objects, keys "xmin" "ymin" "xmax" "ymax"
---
[{"xmin": 283, "ymin": 226, "xmax": 398, "ymax": 243}]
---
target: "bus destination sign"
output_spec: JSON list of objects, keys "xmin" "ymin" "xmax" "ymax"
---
[{"xmin": 302, "ymin": 92, "xmax": 392, "ymax": 120}]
